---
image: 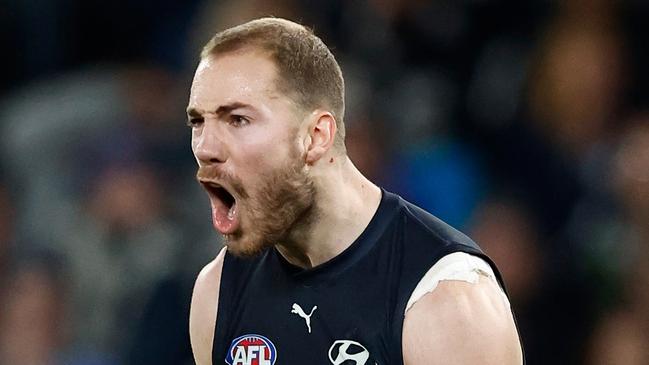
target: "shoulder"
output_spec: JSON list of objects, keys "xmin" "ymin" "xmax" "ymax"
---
[
  {"xmin": 190, "ymin": 246, "xmax": 227, "ymax": 365},
  {"xmin": 402, "ymin": 274, "xmax": 523, "ymax": 365},
  {"xmin": 396, "ymin": 195, "xmax": 477, "ymax": 249}
]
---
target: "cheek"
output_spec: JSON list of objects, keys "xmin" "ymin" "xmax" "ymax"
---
[
  {"xmin": 236, "ymin": 127, "xmax": 297, "ymax": 163},
  {"xmin": 235, "ymin": 140, "xmax": 299, "ymax": 189}
]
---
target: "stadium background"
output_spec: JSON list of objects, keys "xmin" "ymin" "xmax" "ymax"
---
[{"xmin": 1, "ymin": 0, "xmax": 648, "ymax": 364}]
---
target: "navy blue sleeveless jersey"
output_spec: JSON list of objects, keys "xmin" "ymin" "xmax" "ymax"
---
[{"xmin": 213, "ymin": 189, "xmax": 507, "ymax": 365}]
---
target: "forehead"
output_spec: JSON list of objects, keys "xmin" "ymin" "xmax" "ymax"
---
[{"xmin": 188, "ymin": 51, "xmax": 283, "ymax": 111}]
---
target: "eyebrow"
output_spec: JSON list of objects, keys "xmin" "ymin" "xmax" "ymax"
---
[{"xmin": 186, "ymin": 102, "xmax": 254, "ymax": 118}]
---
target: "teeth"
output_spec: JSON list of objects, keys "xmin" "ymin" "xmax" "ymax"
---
[{"xmin": 227, "ymin": 203, "xmax": 236, "ymax": 220}]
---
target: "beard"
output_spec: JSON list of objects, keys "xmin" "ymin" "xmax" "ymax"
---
[{"xmin": 199, "ymin": 153, "xmax": 317, "ymax": 258}]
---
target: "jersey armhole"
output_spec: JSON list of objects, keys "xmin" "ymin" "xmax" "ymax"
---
[{"xmin": 212, "ymin": 248, "xmax": 232, "ymax": 365}]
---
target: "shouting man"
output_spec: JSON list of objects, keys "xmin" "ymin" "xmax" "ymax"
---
[{"xmin": 187, "ymin": 17, "xmax": 523, "ymax": 365}]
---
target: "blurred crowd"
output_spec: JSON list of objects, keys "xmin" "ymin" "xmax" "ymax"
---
[{"xmin": 1, "ymin": 0, "xmax": 648, "ymax": 364}]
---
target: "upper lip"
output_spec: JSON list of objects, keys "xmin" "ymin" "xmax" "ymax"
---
[
  {"xmin": 198, "ymin": 179, "xmax": 236, "ymax": 200},
  {"xmin": 198, "ymin": 179, "xmax": 223, "ymax": 189}
]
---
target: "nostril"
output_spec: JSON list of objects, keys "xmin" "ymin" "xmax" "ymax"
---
[
  {"xmin": 194, "ymin": 136, "xmax": 227, "ymax": 164},
  {"xmin": 194, "ymin": 145, "xmax": 226, "ymax": 164},
  {"xmin": 197, "ymin": 154, "xmax": 225, "ymax": 165}
]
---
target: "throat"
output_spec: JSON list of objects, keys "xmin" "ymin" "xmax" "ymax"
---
[
  {"xmin": 275, "ymin": 178, "xmax": 382, "ymax": 269},
  {"xmin": 274, "ymin": 210, "xmax": 358, "ymax": 270},
  {"xmin": 274, "ymin": 203, "xmax": 320, "ymax": 268}
]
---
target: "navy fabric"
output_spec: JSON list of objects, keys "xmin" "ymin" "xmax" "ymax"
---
[{"xmin": 212, "ymin": 189, "xmax": 506, "ymax": 365}]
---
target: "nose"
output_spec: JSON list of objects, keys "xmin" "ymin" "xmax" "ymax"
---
[{"xmin": 193, "ymin": 122, "xmax": 227, "ymax": 165}]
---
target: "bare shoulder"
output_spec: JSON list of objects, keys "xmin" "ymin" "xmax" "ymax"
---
[
  {"xmin": 190, "ymin": 246, "xmax": 227, "ymax": 365},
  {"xmin": 402, "ymin": 275, "xmax": 523, "ymax": 365}
]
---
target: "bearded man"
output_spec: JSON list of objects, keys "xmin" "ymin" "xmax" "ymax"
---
[{"xmin": 187, "ymin": 17, "xmax": 523, "ymax": 365}]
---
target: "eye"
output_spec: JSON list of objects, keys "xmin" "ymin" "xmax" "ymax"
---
[
  {"xmin": 186, "ymin": 117, "xmax": 204, "ymax": 128},
  {"xmin": 229, "ymin": 115, "xmax": 250, "ymax": 127}
]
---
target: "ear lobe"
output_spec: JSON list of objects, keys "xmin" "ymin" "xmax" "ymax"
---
[{"xmin": 305, "ymin": 112, "xmax": 337, "ymax": 165}]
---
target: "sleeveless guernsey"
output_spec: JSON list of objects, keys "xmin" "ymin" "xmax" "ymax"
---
[{"xmin": 212, "ymin": 189, "xmax": 508, "ymax": 365}]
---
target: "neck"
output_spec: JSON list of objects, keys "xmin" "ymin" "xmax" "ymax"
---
[{"xmin": 275, "ymin": 156, "xmax": 382, "ymax": 268}]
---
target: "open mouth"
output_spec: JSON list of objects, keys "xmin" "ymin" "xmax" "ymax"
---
[
  {"xmin": 200, "ymin": 181, "xmax": 240, "ymax": 234},
  {"xmin": 208, "ymin": 184, "xmax": 235, "ymax": 210}
]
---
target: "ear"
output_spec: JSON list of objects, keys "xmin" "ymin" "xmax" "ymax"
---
[{"xmin": 305, "ymin": 111, "xmax": 337, "ymax": 165}]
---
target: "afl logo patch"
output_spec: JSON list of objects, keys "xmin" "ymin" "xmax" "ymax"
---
[{"xmin": 225, "ymin": 334, "xmax": 277, "ymax": 365}]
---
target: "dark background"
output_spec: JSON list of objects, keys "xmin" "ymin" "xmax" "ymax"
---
[{"xmin": 1, "ymin": 0, "xmax": 648, "ymax": 364}]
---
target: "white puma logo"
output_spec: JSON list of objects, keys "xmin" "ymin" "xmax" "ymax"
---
[{"xmin": 290, "ymin": 303, "xmax": 318, "ymax": 333}]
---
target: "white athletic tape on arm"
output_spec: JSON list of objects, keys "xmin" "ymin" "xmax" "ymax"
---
[{"xmin": 404, "ymin": 252, "xmax": 510, "ymax": 315}]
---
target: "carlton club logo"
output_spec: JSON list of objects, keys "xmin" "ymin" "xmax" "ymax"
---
[{"xmin": 225, "ymin": 334, "xmax": 277, "ymax": 365}]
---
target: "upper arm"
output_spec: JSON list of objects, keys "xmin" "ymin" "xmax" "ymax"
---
[
  {"xmin": 402, "ymin": 275, "xmax": 523, "ymax": 365},
  {"xmin": 190, "ymin": 247, "xmax": 227, "ymax": 365}
]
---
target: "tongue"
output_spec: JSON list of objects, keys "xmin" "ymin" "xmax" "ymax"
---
[{"xmin": 211, "ymin": 199, "xmax": 239, "ymax": 234}]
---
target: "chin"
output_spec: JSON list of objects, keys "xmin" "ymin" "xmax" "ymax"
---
[
  {"xmin": 214, "ymin": 155, "xmax": 317, "ymax": 258},
  {"xmin": 223, "ymin": 230, "xmax": 274, "ymax": 258}
]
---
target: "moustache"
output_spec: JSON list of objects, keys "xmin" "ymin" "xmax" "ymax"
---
[{"xmin": 196, "ymin": 166, "xmax": 248, "ymax": 199}]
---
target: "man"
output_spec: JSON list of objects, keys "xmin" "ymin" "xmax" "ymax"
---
[{"xmin": 188, "ymin": 18, "xmax": 523, "ymax": 365}]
